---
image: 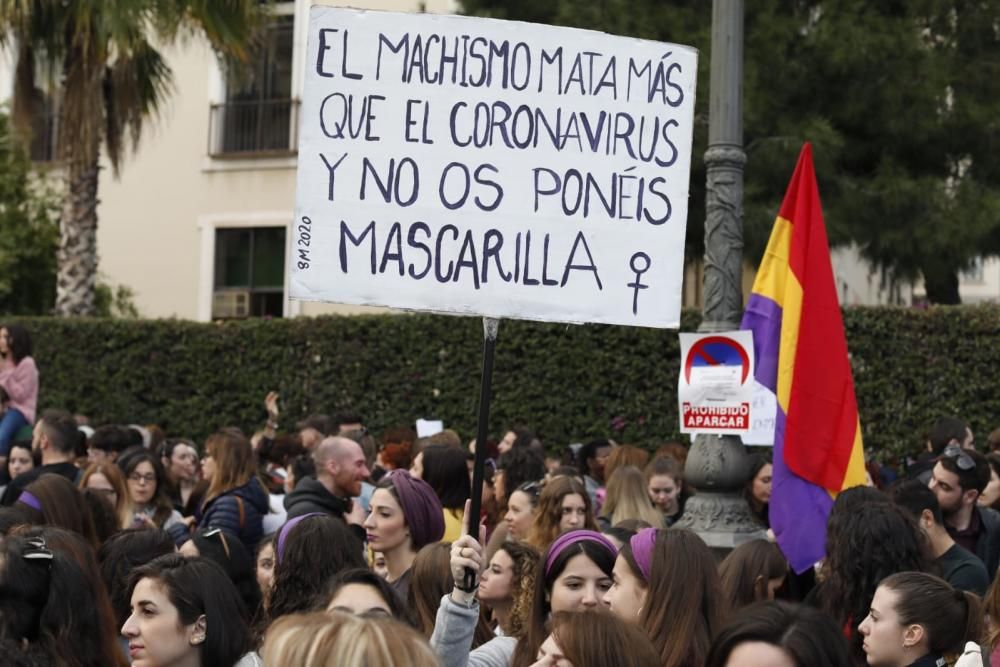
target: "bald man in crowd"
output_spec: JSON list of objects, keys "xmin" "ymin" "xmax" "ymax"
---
[{"xmin": 284, "ymin": 436, "xmax": 370, "ymax": 528}]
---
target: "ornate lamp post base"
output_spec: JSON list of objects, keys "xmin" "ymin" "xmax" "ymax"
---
[{"xmin": 677, "ymin": 433, "xmax": 767, "ymax": 551}]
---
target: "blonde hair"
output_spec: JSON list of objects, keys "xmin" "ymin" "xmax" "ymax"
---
[
  {"xmin": 202, "ymin": 428, "xmax": 256, "ymax": 507},
  {"xmin": 601, "ymin": 465, "xmax": 663, "ymax": 527},
  {"xmin": 79, "ymin": 462, "xmax": 131, "ymax": 529},
  {"xmin": 262, "ymin": 611, "xmax": 441, "ymax": 667}
]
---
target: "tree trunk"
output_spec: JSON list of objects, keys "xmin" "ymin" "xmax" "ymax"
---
[
  {"xmin": 55, "ymin": 151, "xmax": 100, "ymax": 316},
  {"xmin": 921, "ymin": 263, "xmax": 962, "ymax": 305}
]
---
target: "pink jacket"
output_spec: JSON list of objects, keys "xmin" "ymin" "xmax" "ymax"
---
[{"xmin": 0, "ymin": 356, "xmax": 38, "ymax": 423}]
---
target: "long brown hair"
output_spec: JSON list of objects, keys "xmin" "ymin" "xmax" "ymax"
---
[
  {"xmin": 527, "ymin": 476, "xmax": 596, "ymax": 550},
  {"xmin": 18, "ymin": 473, "xmax": 99, "ymax": 551},
  {"xmin": 407, "ymin": 542, "xmax": 494, "ymax": 647},
  {"xmin": 623, "ymin": 528, "xmax": 726, "ymax": 667},
  {"xmin": 497, "ymin": 541, "xmax": 540, "ymax": 639},
  {"xmin": 718, "ymin": 539, "xmax": 788, "ymax": 611},
  {"xmin": 79, "ymin": 462, "xmax": 131, "ymax": 529},
  {"xmin": 202, "ymin": 428, "xmax": 256, "ymax": 507},
  {"xmin": 550, "ymin": 610, "xmax": 660, "ymax": 667}
]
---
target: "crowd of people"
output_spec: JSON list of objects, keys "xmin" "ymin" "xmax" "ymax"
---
[{"xmin": 1, "ymin": 323, "xmax": 1000, "ymax": 666}]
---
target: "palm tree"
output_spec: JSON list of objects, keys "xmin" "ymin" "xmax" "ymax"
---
[{"xmin": 0, "ymin": 1, "xmax": 268, "ymax": 315}]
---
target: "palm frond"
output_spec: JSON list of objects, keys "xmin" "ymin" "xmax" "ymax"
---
[
  {"xmin": 10, "ymin": 39, "xmax": 38, "ymax": 144},
  {"xmin": 103, "ymin": 40, "xmax": 173, "ymax": 174}
]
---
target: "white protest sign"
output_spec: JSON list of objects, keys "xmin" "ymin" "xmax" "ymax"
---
[
  {"xmin": 415, "ymin": 418, "xmax": 444, "ymax": 438},
  {"xmin": 740, "ymin": 381, "xmax": 777, "ymax": 446},
  {"xmin": 290, "ymin": 7, "xmax": 698, "ymax": 328},
  {"xmin": 678, "ymin": 332, "xmax": 755, "ymax": 435}
]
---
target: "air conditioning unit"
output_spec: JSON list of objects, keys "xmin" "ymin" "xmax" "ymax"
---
[{"xmin": 212, "ymin": 290, "xmax": 251, "ymax": 319}]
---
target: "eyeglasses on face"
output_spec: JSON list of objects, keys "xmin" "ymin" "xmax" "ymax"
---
[{"xmin": 129, "ymin": 473, "xmax": 157, "ymax": 484}]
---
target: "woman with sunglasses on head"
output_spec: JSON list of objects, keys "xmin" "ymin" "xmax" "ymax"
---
[
  {"xmin": 119, "ymin": 449, "xmax": 189, "ymax": 543},
  {"xmin": 432, "ymin": 501, "xmax": 616, "ymax": 667},
  {"xmin": 0, "ymin": 324, "xmax": 38, "ymax": 480},
  {"xmin": 180, "ymin": 527, "xmax": 262, "ymax": 624},
  {"xmin": 122, "ymin": 553, "xmax": 258, "ymax": 667},
  {"xmin": 603, "ymin": 527, "xmax": 726, "ymax": 667},
  {"xmin": 504, "ymin": 481, "xmax": 541, "ymax": 542}
]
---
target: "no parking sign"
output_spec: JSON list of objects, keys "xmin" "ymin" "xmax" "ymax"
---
[{"xmin": 678, "ymin": 331, "xmax": 755, "ymax": 435}]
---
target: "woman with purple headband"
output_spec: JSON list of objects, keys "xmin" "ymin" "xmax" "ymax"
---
[
  {"xmin": 431, "ymin": 503, "xmax": 617, "ymax": 667},
  {"xmin": 364, "ymin": 469, "xmax": 445, "ymax": 601},
  {"xmin": 604, "ymin": 527, "xmax": 726, "ymax": 667}
]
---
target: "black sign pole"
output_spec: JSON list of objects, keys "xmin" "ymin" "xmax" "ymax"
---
[{"xmin": 464, "ymin": 317, "xmax": 499, "ymax": 590}]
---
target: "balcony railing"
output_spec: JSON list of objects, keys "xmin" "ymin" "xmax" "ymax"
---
[{"xmin": 208, "ymin": 98, "xmax": 299, "ymax": 158}]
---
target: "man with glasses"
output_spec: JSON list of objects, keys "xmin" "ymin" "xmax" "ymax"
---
[{"xmin": 928, "ymin": 445, "xmax": 1000, "ymax": 579}]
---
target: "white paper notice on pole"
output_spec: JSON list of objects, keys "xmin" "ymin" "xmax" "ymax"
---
[
  {"xmin": 740, "ymin": 381, "xmax": 777, "ymax": 446},
  {"xmin": 290, "ymin": 7, "xmax": 698, "ymax": 328},
  {"xmin": 678, "ymin": 332, "xmax": 754, "ymax": 435}
]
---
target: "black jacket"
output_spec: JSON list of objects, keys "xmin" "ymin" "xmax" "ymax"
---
[
  {"xmin": 283, "ymin": 477, "xmax": 365, "ymax": 541},
  {"xmin": 973, "ymin": 505, "xmax": 1000, "ymax": 581},
  {"xmin": 284, "ymin": 477, "xmax": 351, "ymax": 520},
  {"xmin": 199, "ymin": 477, "xmax": 270, "ymax": 551}
]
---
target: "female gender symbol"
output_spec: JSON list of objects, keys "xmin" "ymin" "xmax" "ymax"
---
[{"xmin": 628, "ymin": 252, "xmax": 651, "ymax": 315}]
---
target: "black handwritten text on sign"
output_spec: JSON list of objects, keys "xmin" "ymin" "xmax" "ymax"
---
[{"xmin": 291, "ymin": 8, "xmax": 698, "ymax": 328}]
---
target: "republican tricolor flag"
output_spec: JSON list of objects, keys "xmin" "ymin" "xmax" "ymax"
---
[{"xmin": 740, "ymin": 144, "xmax": 866, "ymax": 574}]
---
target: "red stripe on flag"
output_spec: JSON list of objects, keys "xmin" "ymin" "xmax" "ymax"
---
[{"xmin": 779, "ymin": 144, "xmax": 860, "ymax": 492}]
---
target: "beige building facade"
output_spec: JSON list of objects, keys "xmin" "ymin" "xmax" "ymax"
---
[{"xmin": 2, "ymin": 1, "xmax": 997, "ymax": 317}]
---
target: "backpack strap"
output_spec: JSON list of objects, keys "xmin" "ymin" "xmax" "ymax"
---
[{"xmin": 236, "ymin": 495, "xmax": 245, "ymax": 531}]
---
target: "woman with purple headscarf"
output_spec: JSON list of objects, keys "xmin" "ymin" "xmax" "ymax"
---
[
  {"xmin": 603, "ymin": 527, "xmax": 727, "ymax": 667},
  {"xmin": 364, "ymin": 469, "xmax": 445, "ymax": 600}
]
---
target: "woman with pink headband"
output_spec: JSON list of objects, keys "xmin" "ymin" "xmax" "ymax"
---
[
  {"xmin": 603, "ymin": 527, "xmax": 727, "ymax": 667},
  {"xmin": 431, "ymin": 503, "xmax": 617, "ymax": 667}
]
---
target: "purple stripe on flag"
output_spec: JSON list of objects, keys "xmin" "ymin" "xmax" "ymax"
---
[
  {"xmin": 740, "ymin": 293, "xmax": 782, "ymax": 393},
  {"xmin": 771, "ymin": 406, "xmax": 833, "ymax": 574}
]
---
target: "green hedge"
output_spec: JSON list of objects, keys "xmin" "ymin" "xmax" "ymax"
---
[{"xmin": 9, "ymin": 306, "xmax": 1000, "ymax": 458}]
